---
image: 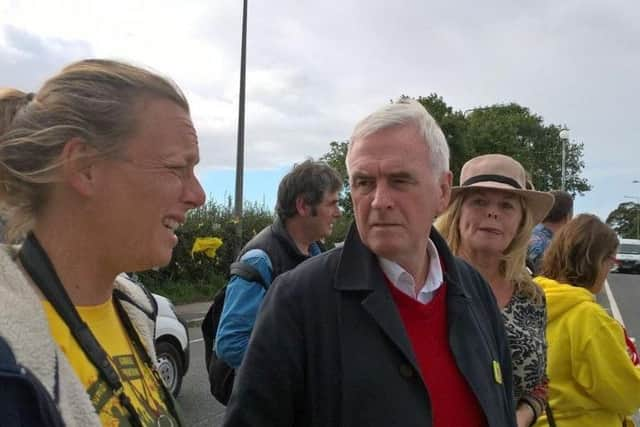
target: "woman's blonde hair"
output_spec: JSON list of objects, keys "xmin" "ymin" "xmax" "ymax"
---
[
  {"xmin": 434, "ymin": 189, "xmax": 543, "ymax": 304},
  {"xmin": 0, "ymin": 59, "xmax": 189, "ymax": 242},
  {"xmin": 0, "ymin": 89, "xmax": 33, "ymax": 137},
  {"xmin": 540, "ymin": 213, "xmax": 618, "ymax": 289}
]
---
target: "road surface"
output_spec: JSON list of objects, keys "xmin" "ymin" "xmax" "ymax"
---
[{"xmin": 177, "ymin": 272, "xmax": 640, "ymax": 426}]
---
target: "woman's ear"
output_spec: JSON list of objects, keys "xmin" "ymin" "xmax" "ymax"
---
[{"xmin": 60, "ymin": 137, "xmax": 99, "ymax": 197}]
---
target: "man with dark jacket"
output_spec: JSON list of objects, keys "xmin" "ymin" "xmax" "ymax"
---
[
  {"xmin": 224, "ymin": 99, "xmax": 515, "ymax": 427},
  {"xmin": 223, "ymin": 99, "xmax": 517, "ymax": 426},
  {"xmin": 215, "ymin": 159, "xmax": 342, "ymax": 368}
]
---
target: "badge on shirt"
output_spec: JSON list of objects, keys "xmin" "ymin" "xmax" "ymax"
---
[{"xmin": 492, "ymin": 360, "xmax": 502, "ymax": 384}]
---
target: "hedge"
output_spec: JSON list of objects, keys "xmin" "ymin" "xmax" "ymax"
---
[
  {"xmin": 138, "ymin": 196, "xmax": 353, "ymax": 303},
  {"xmin": 137, "ymin": 197, "xmax": 275, "ymax": 300}
]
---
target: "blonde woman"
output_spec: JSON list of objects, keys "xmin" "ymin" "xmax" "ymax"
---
[
  {"xmin": 436, "ymin": 154, "xmax": 554, "ymax": 427},
  {"xmin": 0, "ymin": 60, "xmax": 205, "ymax": 426}
]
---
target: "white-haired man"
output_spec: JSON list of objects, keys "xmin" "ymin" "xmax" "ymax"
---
[{"xmin": 223, "ymin": 99, "xmax": 517, "ymax": 427}]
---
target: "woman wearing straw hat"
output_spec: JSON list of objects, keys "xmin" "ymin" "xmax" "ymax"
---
[{"xmin": 435, "ymin": 154, "xmax": 554, "ymax": 427}]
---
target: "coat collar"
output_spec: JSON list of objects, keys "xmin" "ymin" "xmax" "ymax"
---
[
  {"xmin": 272, "ymin": 218, "xmax": 313, "ymax": 261},
  {"xmin": 334, "ymin": 223, "xmax": 470, "ymax": 299},
  {"xmin": 333, "ymin": 224, "xmax": 506, "ymax": 422},
  {"xmin": 333, "ymin": 223, "xmax": 473, "ymax": 383}
]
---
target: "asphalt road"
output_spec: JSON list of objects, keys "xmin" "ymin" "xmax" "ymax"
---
[
  {"xmin": 604, "ymin": 272, "xmax": 640, "ymax": 424},
  {"xmin": 176, "ymin": 272, "xmax": 640, "ymax": 426},
  {"xmin": 176, "ymin": 327, "xmax": 226, "ymax": 427},
  {"xmin": 606, "ymin": 272, "xmax": 640, "ymax": 339}
]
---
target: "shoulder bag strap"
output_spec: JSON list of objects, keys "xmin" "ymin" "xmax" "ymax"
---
[
  {"xmin": 545, "ymin": 403, "xmax": 557, "ymax": 427},
  {"xmin": 230, "ymin": 261, "xmax": 269, "ymax": 288},
  {"xmin": 18, "ymin": 233, "xmax": 143, "ymax": 427}
]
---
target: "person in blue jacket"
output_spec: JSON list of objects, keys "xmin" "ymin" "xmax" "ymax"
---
[
  {"xmin": 527, "ymin": 190, "xmax": 573, "ymax": 274},
  {"xmin": 215, "ymin": 159, "xmax": 342, "ymax": 368}
]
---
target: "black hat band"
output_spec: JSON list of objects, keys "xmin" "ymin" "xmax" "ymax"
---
[{"xmin": 461, "ymin": 174, "xmax": 522, "ymax": 189}]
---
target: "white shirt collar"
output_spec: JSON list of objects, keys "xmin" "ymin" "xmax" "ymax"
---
[{"xmin": 378, "ymin": 239, "xmax": 444, "ymax": 304}]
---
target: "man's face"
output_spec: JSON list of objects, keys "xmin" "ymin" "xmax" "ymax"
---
[
  {"xmin": 303, "ymin": 190, "xmax": 341, "ymax": 241},
  {"xmin": 347, "ymin": 125, "xmax": 451, "ymax": 267}
]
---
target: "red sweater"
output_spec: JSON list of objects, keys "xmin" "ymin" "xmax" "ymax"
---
[{"xmin": 387, "ymin": 280, "xmax": 487, "ymax": 427}]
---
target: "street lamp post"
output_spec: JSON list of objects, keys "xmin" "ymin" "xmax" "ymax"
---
[
  {"xmin": 234, "ymin": 0, "xmax": 248, "ymax": 255},
  {"xmin": 558, "ymin": 129, "xmax": 569, "ymax": 191}
]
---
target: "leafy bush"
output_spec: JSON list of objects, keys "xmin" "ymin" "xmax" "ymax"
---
[
  {"xmin": 139, "ymin": 195, "xmax": 353, "ymax": 302},
  {"xmin": 138, "ymin": 197, "xmax": 274, "ymax": 299}
]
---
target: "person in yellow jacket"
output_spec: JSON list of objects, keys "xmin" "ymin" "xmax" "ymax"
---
[{"xmin": 534, "ymin": 214, "xmax": 640, "ymax": 427}]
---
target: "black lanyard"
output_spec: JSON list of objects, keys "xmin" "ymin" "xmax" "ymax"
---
[{"xmin": 19, "ymin": 232, "xmax": 180, "ymax": 427}]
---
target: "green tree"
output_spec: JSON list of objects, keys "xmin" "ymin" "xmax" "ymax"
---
[
  {"xmin": 318, "ymin": 94, "xmax": 593, "ymax": 246},
  {"xmin": 320, "ymin": 141, "xmax": 350, "ymax": 216},
  {"xmin": 606, "ymin": 202, "xmax": 640, "ymax": 239},
  {"xmin": 464, "ymin": 104, "xmax": 590, "ymax": 194},
  {"xmin": 319, "ymin": 141, "xmax": 353, "ymax": 247},
  {"xmin": 416, "ymin": 94, "xmax": 469, "ymax": 180}
]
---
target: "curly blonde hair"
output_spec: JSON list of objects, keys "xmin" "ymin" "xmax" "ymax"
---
[{"xmin": 434, "ymin": 190, "xmax": 544, "ymax": 305}]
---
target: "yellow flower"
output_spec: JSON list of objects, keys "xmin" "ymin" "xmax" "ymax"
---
[{"xmin": 191, "ymin": 237, "xmax": 223, "ymax": 258}]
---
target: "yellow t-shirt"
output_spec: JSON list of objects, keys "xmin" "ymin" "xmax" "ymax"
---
[{"xmin": 42, "ymin": 299, "xmax": 179, "ymax": 427}]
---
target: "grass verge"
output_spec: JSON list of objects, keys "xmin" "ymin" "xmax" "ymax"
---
[{"xmin": 145, "ymin": 274, "xmax": 226, "ymax": 305}]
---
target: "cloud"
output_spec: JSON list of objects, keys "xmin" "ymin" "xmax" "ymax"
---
[
  {"xmin": 1, "ymin": 0, "xmax": 639, "ymax": 218},
  {"xmin": 0, "ymin": 26, "xmax": 93, "ymax": 91}
]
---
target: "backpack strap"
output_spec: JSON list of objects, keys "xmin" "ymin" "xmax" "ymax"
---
[
  {"xmin": 18, "ymin": 233, "xmax": 146, "ymax": 427},
  {"xmin": 229, "ymin": 261, "xmax": 268, "ymax": 289},
  {"xmin": 545, "ymin": 404, "xmax": 557, "ymax": 427},
  {"xmin": 201, "ymin": 260, "xmax": 267, "ymax": 369}
]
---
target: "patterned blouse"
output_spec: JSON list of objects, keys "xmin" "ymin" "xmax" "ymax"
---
[{"xmin": 502, "ymin": 290, "xmax": 548, "ymax": 417}]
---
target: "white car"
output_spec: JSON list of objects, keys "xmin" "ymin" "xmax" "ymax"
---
[
  {"xmin": 612, "ymin": 238, "xmax": 640, "ymax": 274},
  {"xmin": 153, "ymin": 293, "xmax": 190, "ymax": 397}
]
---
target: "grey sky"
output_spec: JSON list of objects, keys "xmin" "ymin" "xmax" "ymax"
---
[{"xmin": 1, "ymin": 0, "xmax": 639, "ymax": 219}]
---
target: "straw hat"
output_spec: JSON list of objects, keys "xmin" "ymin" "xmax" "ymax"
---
[{"xmin": 450, "ymin": 154, "xmax": 555, "ymax": 224}]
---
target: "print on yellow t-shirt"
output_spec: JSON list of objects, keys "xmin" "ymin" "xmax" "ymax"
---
[{"xmin": 43, "ymin": 299, "xmax": 178, "ymax": 427}]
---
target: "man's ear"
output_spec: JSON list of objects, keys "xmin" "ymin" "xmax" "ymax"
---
[
  {"xmin": 295, "ymin": 195, "xmax": 311, "ymax": 217},
  {"xmin": 436, "ymin": 170, "xmax": 453, "ymax": 215},
  {"xmin": 60, "ymin": 137, "xmax": 99, "ymax": 197}
]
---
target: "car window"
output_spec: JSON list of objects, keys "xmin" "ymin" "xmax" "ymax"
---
[{"xmin": 618, "ymin": 244, "xmax": 640, "ymax": 255}]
